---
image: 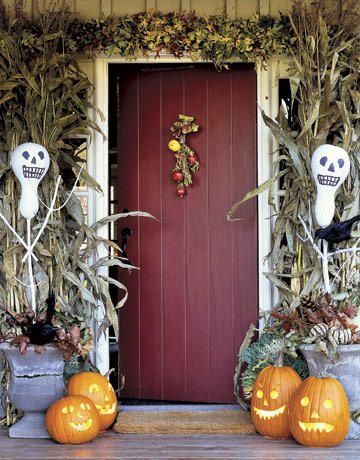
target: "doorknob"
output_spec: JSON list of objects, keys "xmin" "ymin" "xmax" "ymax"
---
[{"xmin": 120, "ymin": 208, "xmax": 132, "ymax": 266}]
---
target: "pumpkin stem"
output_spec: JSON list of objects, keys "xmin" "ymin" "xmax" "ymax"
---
[{"xmin": 275, "ymin": 351, "xmax": 284, "ymax": 367}]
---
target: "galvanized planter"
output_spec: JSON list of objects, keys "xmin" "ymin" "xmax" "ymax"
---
[
  {"xmin": 300, "ymin": 343, "xmax": 360, "ymax": 440},
  {"xmin": 0, "ymin": 342, "xmax": 65, "ymax": 438}
]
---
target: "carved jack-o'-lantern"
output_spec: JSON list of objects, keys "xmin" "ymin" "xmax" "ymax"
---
[
  {"xmin": 251, "ymin": 364, "xmax": 302, "ymax": 438},
  {"xmin": 45, "ymin": 395, "xmax": 100, "ymax": 444},
  {"xmin": 289, "ymin": 376, "xmax": 350, "ymax": 447},
  {"xmin": 67, "ymin": 371, "xmax": 118, "ymax": 431}
]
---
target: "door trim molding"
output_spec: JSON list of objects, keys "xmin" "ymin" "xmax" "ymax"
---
[{"xmin": 89, "ymin": 55, "xmax": 288, "ymax": 372}]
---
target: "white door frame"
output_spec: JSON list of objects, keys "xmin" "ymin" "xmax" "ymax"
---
[{"xmin": 88, "ymin": 55, "xmax": 289, "ymax": 374}]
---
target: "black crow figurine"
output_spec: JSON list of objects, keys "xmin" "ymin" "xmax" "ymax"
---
[
  {"xmin": 315, "ymin": 215, "xmax": 360, "ymax": 245},
  {"xmin": 26, "ymin": 292, "xmax": 60, "ymax": 345}
]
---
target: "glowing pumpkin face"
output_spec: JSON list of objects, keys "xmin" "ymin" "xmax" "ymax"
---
[
  {"xmin": 251, "ymin": 365, "xmax": 302, "ymax": 438},
  {"xmin": 289, "ymin": 376, "xmax": 350, "ymax": 447},
  {"xmin": 45, "ymin": 395, "xmax": 100, "ymax": 444},
  {"xmin": 67, "ymin": 372, "xmax": 118, "ymax": 431}
]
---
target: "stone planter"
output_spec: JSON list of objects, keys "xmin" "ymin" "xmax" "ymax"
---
[
  {"xmin": 300, "ymin": 343, "xmax": 360, "ymax": 440},
  {"xmin": 0, "ymin": 342, "xmax": 65, "ymax": 438}
]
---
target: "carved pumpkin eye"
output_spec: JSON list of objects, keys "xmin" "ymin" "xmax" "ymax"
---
[
  {"xmin": 89, "ymin": 383, "xmax": 100, "ymax": 393},
  {"xmin": 301, "ymin": 396, "xmax": 310, "ymax": 407},
  {"xmin": 256, "ymin": 389, "xmax": 264, "ymax": 398},
  {"xmin": 270, "ymin": 390, "xmax": 279, "ymax": 400},
  {"xmin": 323, "ymin": 399, "xmax": 333, "ymax": 409},
  {"xmin": 61, "ymin": 405, "xmax": 75, "ymax": 414}
]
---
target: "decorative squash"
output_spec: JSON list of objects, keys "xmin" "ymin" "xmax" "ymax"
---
[
  {"xmin": 67, "ymin": 371, "xmax": 118, "ymax": 431},
  {"xmin": 289, "ymin": 376, "xmax": 350, "ymax": 447},
  {"xmin": 309, "ymin": 323, "xmax": 329, "ymax": 339},
  {"xmin": 251, "ymin": 364, "xmax": 302, "ymax": 438},
  {"xmin": 45, "ymin": 395, "xmax": 100, "ymax": 444},
  {"xmin": 328, "ymin": 325, "xmax": 352, "ymax": 345}
]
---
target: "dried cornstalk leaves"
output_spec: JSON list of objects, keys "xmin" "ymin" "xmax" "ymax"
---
[{"xmin": 229, "ymin": 0, "xmax": 360, "ymax": 310}]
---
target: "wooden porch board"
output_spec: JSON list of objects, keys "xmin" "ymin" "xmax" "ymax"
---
[{"xmin": 1, "ymin": 427, "xmax": 360, "ymax": 459}]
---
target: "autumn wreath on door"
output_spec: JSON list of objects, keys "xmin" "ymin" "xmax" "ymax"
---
[{"xmin": 168, "ymin": 114, "xmax": 200, "ymax": 198}]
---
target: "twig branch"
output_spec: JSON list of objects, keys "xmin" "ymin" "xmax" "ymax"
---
[
  {"xmin": 0, "ymin": 212, "xmax": 38, "ymax": 261},
  {"xmin": 22, "ymin": 175, "xmax": 62, "ymax": 263},
  {"xmin": 298, "ymin": 214, "xmax": 324, "ymax": 259}
]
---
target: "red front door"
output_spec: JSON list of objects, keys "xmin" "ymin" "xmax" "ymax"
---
[{"xmin": 116, "ymin": 63, "xmax": 258, "ymax": 403}]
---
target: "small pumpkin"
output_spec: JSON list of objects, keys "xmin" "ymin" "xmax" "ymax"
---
[
  {"xmin": 289, "ymin": 375, "xmax": 350, "ymax": 447},
  {"xmin": 67, "ymin": 371, "xmax": 118, "ymax": 431},
  {"xmin": 45, "ymin": 395, "xmax": 100, "ymax": 444},
  {"xmin": 251, "ymin": 363, "xmax": 302, "ymax": 438}
]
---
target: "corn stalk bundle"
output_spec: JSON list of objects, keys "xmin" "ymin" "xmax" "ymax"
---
[{"xmin": 0, "ymin": 1, "xmax": 136, "ymax": 345}]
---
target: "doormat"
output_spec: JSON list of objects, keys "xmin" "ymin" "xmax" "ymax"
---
[{"xmin": 113, "ymin": 409, "xmax": 256, "ymax": 435}]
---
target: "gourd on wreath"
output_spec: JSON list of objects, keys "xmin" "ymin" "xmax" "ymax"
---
[
  {"xmin": 45, "ymin": 395, "xmax": 100, "ymax": 444},
  {"xmin": 250, "ymin": 356, "xmax": 302, "ymax": 439},
  {"xmin": 288, "ymin": 376, "xmax": 350, "ymax": 447},
  {"xmin": 67, "ymin": 371, "xmax": 118, "ymax": 431}
]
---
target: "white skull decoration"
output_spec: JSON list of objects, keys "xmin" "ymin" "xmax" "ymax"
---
[
  {"xmin": 311, "ymin": 144, "xmax": 350, "ymax": 227},
  {"xmin": 11, "ymin": 142, "xmax": 50, "ymax": 219}
]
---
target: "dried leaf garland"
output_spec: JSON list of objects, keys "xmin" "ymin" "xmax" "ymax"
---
[{"xmin": 168, "ymin": 114, "xmax": 200, "ymax": 198}]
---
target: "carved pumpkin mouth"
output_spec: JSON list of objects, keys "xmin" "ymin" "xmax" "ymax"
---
[
  {"xmin": 95, "ymin": 402, "xmax": 116, "ymax": 415},
  {"xmin": 69, "ymin": 418, "xmax": 93, "ymax": 431},
  {"xmin": 253, "ymin": 405, "xmax": 286, "ymax": 420},
  {"xmin": 298, "ymin": 421, "xmax": 334, "ymax": 433}
]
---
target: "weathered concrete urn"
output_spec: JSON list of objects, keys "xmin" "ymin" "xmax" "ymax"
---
[
  {"xmin": 300, "ymin": 343, "xmax": 360, "ymax": 440},
  {"xmin": 0, "ymin": 342, "xmax": 65, "ymax": 438}
]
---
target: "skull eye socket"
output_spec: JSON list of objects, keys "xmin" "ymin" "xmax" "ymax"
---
[
  {"xmin": 38, "ymin": 151, "xmax": 45, "ymax": 160},
  {"xmin": 301, "ymin": 396, "xmax": 310, "ymax": 407},
  {"xmin": 270, "ymin": 390, "xmax": 279, "ymax": 400},
  {"xmin": 338, "ymin": 159, "xmax": 345, "ymax": 168},
  {"xmin": 320, "ymin": 156, "xmax": 327, "ymax": 166},
  {"xmin": 22, "ymin": 151, "xmax": 30, "ymax": 160},
  {"xmin": 323, "ymin": 399, "xmax": 333, "ymax": 409},
  {"xmin": 256, "ymin": 389, "xmax": 264, "ymax": 398}
]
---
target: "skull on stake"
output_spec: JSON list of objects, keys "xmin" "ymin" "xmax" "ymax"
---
[
  {"xmin": 11, "ymin": 142, "xmax": 50, "ymax": 219},
  {"xmin": 311, "ymin": 144, "xmax": 350, "ymax": 227}
]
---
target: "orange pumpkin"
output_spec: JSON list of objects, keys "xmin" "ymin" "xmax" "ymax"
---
[
  {"xmin": 67, "ymin": 371, "xmax": 118, "ymax": 431},
  {"xmin": 289, "ymin": 376, "xmax": 350, "ymax": 447},
  {"xmin": 251, "ymin": 364, "xmax": 302, "ymax": 438},
  {"xmin": 45, "ymin": 395, "xmax": 100, "ymax": 444}
]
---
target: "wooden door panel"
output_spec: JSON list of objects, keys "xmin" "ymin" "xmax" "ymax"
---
[
  {"xmin": 182, "ymin": 69, "xmax": 211, "ymax": 401},
  {"xmin": 117, "ymin": 64, "xmax": 257, "ymax": 403},
  {"xmin": 161, "ymin": 70, "xmax": 187, "ymax": 401}
]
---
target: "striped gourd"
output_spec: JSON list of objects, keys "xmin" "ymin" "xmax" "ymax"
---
[
  {"xmin": 328, "ymin": 325, "xmax": 352, "ymax": 345},
  {"xmin": 309, "ymin": 323, "xmax": 329, "ymax": 339}
]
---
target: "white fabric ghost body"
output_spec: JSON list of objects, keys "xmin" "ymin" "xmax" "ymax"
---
[
  {"xmin": 311, "ymin": 144, "xmax": 350, "ymax": 227},
  {"xmin": 11, "ymin": 143, "xmax": 50, "ymax": 219}
]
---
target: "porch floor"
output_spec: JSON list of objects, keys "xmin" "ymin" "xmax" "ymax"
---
[{"xmin": 1, "ymin": 426, "xmax": 360, "ymax": 459}]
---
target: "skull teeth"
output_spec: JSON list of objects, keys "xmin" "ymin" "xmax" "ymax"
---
[
  {"xmin": 317, "ymin": 174, "xmax": 340, "ymax": 187},
  {"xmin": 22, "ymin": 165, "xmax": 45, "ymax": 179},
  {"xmin": 298, "ymin": 421, "xmax": 334, "ymax": 433},
  {"xmin": 253, "ymin": 405, "xmax": 286, "ymax": 420}
]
